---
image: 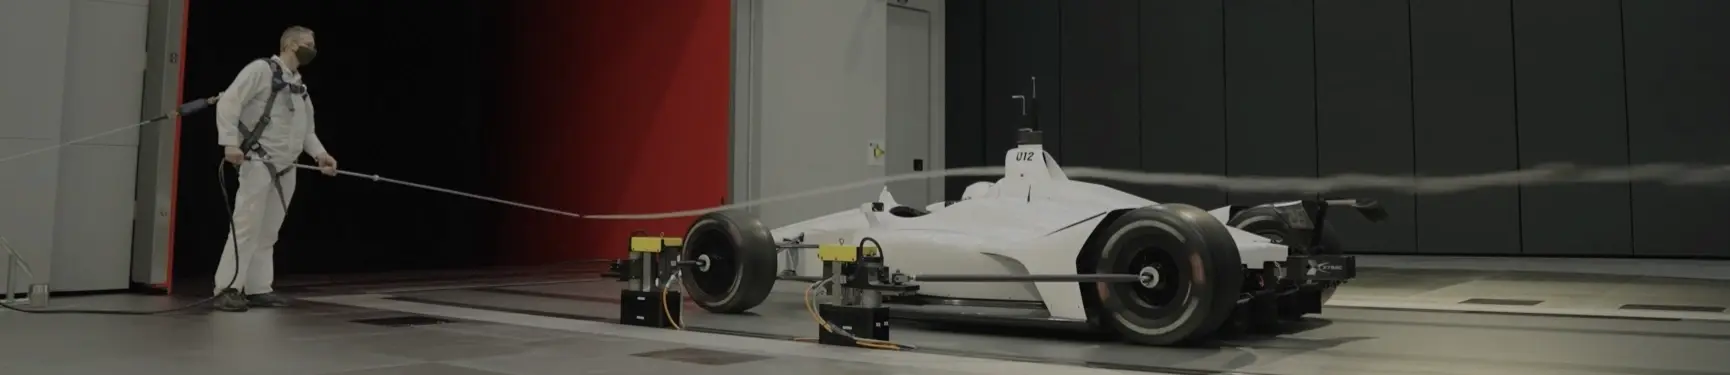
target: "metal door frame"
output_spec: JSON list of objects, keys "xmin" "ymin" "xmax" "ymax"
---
[{"xmin": 132, "ymin": 0, "xmax": 187, "ymax": 292}]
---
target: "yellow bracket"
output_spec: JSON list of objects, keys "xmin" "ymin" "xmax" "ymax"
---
[
  {"xmin": 817, "ymin": 244, "xmax": 879, "ymax": 263},
  {"xmin": 629, "ymin": 236, "xmax": 683, "ymax": 253}
]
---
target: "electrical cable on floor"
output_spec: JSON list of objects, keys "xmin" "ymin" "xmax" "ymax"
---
[
  {"xmin": 1, "ymin": 98, "xmax": 248, "ymax": 316},
  {"xmin": 661, "ymin": 269, "xmax": 685, "ymax": 331},
  {"xmin": 654, "ymin": 264, "xmax": 910, "ymax": 350},
  {"xmin": 0, "ymin": 161, "xmax": 248, "ymax": 316},
  {"xmin": 798, "ymin": 236, "xmax": 911, "ymax": 350},
  {"xmin": 801, "ymin": 276, "xmax": 911, "ymax": 350}
]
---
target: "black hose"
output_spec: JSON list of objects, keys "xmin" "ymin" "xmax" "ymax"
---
[{"xmin": 857, "ymin": 237, "xmax": 885, "ymax": 259}]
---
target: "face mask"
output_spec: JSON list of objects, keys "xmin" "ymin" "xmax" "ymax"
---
[{"xmin": 294, "ymin": 46, "xmax": 317, "ymax": 66}]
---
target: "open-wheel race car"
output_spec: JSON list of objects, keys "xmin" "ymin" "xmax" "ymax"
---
[{"xmin": 672, "ymin": 129, "xmax": 1386, "ymax": 346}]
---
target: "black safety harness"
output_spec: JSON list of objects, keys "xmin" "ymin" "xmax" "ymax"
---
[{"xmin": 234, "ymin": 58, "xmax": 305, "ymax": 209}]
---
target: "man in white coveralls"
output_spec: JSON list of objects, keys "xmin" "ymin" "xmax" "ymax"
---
[{"xmin": 211, "ymin": 25, "xmax": 339, "ymax": 312}]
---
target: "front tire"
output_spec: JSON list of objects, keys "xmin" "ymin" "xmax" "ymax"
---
[
  {"xmin": 679, "ymin": 210, "xmax": 779, "ymax": 314},
  {"xmin": 1089, "ymin": 204, "xmax": 1244, "ymax": 346}
]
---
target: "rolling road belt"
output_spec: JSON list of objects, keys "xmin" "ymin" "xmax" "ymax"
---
[{"xmin": 9, "ymin": 116, "xmax": 1730, "ymax": 222}]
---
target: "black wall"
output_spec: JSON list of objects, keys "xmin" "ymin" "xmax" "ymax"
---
[
  {"xmin": 945, "ymin": 0, "xmax": 1730, "ymax": 258},
  {"xmin": 177, "ymin": 0, "xmax": 512, "ymax": 289}
]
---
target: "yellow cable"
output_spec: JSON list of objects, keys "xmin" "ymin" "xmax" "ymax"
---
[
  {"xmin": 658, "ymin": 266, "xmax": 907, "ymax": 350},
  {"xmin": 661, "ymin": 272, "xmax": 685, "ymax": 331},
  {"xmin": 803, "ymin": 278, "xmax": 909, "ymax": 350}
]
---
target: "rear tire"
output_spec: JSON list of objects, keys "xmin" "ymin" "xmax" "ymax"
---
[
  {"xmin": 1226, "ymin": 205, "xmax": 1344, "ymax": 320},
  {"xmin": 1089, "ymin": 204, "xmax": 1244, "ymax": 346},
  {"xmin": 1225, "ymin": 205, "xmax": 1343, "ymax": 256},
  {"xmin": 679, "ymin": 210, "xmax": 779, "ymax": 314}
]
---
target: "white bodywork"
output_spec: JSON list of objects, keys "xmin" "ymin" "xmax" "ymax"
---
[{"xmin": 772, "ymin": 144, "xmax": 1292, "ymax": 322}]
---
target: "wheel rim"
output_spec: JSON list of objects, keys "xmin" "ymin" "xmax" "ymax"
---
[
  {"xmin": 685, "ymin": 226, "xmax": 739, "ymax": 299},
  {"xmin": 1255, "ymin": 229, "xmax": 1315, "ymax": 256},
  {"xmin": 1114, "ymin": 245, "xmax": 1185, "ymax": 316},
  {"xmin": 1256, "ymin": 230, "xmax": 1284, "ymax": 244}
]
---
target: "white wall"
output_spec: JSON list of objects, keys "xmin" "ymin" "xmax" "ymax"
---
[
  {"xmin": 0, "ymin": 0, "xmax": 151, "ymax": 294},
  {"xmin": 732, "ymin": 0, "xmax": 946, "ymax": 229}
]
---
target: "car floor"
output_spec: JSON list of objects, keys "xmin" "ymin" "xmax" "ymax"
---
[{"xmin": 5, "ymin": 256, "xmax": 1730, "ymax": 375}]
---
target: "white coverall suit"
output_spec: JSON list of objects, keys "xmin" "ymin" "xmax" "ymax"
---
[{"xmin": 212, "ymin": 55, "xmax": 328, "ymax": 295}]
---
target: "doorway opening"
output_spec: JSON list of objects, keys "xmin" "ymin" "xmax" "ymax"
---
[{"xmin": 887, "ymin": 4, "xmax": 937, "ymax": 208}]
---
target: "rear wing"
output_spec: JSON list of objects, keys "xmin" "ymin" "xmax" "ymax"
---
[{"xmin": 1314, "ymin": 199, "xmax": 1389, "ymax": 223}]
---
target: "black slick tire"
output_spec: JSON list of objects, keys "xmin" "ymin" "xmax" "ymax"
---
[
  {"xmin": 1226, "ymin": 205, "xmax": 1344, "ymax": 320},
  {"xmin": 1089, "ymin": 204, "xmax": 1244, "ymax": 346},
  {"xmin": 679, "ymin": 210, "xmax": 779, "ymax": 314},
  {"xmin": 1224, "ymin": 205, "xmax": 1343, "ymax": 257}
]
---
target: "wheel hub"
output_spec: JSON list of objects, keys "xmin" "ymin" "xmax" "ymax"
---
[
  {"xmin": 1137, "ymin": 266, "xmax": 1160, "ymax": 289},
  {"xmin": 685, "ymin": 227, "xmax": 740, "ymax": 299},
  {"xmin": 1123, "ymin": 247, "xmax": 1182, "ymax": 309},
  {"xmin": 1261, "ymin": 232, "xmax": 1284, "ymax": 244}
]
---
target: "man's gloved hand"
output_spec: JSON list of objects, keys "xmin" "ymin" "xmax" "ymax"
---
[
  {"xmin": 315, "ymin": 153, "xmax": 339, "ymax": 176},
  {"xmin": 224, "ymin": 146, "xmax": 245, "ymax": 165}
]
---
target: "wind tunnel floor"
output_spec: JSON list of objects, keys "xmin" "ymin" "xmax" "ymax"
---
[
  {"xmin": 1, "ymin": 292, "xmax": 1011, "ymax": 375},
  {"xmin": 325, "ymin": 267, "xmax": 1730, "ymax": 375}
]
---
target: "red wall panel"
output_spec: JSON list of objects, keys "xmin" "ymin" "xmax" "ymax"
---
[{"xmin": 501, "ymin": 0, "xmax": 731, "ymax": 265}]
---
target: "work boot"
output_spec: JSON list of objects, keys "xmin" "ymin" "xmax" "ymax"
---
[
  {"xmin": 246, "ymin": 293, "xmax": 292, "ymax": 308},
  {"xmin": 213, "ymin": 289, "xmax": 249, "ymax": 312}
]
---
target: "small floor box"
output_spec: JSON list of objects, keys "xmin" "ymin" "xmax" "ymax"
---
[
  {"xmin": 619, "ymin": 289, "xmax": 679, "ymax": 329},
  {"xmin": 816, "ymin": 304, "xmax": 890, "ymax": 347}
]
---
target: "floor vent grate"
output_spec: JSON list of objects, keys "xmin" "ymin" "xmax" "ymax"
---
[
  {"xmin": 350, "ymin": 315, "xmax": 458, "ymax": 327},
  {"xmin": 633, "ymin": 347, "xmax": 771, "ymax": 366},
  {"xmin": 1459, "ymin": 298, "xmax": 1543, "ymax": 306},
  {"xmin": 1619, "ymin": 304, "xmax": 1727, "ymax": 313}
]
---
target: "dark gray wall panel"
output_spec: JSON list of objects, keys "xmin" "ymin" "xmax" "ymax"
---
[
  {"xmin": 945, "ymin": 0, "xmax": 987, "ymax": 200},
  {"xmin": 1314, "ymin": 0, "xmax": 1415, "ymax": 254},
  {"xmin": 1513, "ymin": 0, "xmax": 1631, "ymax": 256},
  {"xmin": 983, "ymin": 0, "xmax": 1062, "ymax": 161},
  {"xmin": 947, "ymin": 0, "xmax": 1730, "ymax": 260},
  {"xmin": 1059, "ymin": 0, "xmax": 1142, "ymax": 194},
  {"xmin": 1410, "ymin": 0, "xmax": 1520, "ymax": 255},
  {"xmin": 1140, "ymin": 0, "xmax": 1227, "ymax": 208},
  {"xmin": 1624, "ymin": 0, "xmax": 1730, "ymax": 257},
  {"xmin": 1223, "ymin": 0, "xmax": 1317, "ymax": 206}
]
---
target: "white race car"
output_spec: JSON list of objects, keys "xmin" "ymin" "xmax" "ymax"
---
[{"xmin": 675, "ymin": 129, "xmax": 1385, "ymax": 346}]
